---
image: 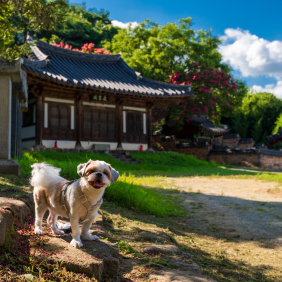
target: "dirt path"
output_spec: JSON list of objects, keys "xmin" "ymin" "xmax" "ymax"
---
[{"xmin": 165, "ymin": 177, "xmax": 282, "ymax": 241}]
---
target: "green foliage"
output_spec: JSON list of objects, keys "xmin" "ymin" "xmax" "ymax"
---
[
  {"xmin": 252, "ymin": 117, "xmax": 264, "ymax": 142},
  {"xmin": 0, "ymin": 0, "xmax": 66, "ymax": 60},
  {"xmin": 104, "ymin": 18, "xmax": 229, "ymax": 82},
  {"xmin": 272, "ymin": 113, "xmax": 282, "ymax": 134},
  {"xmin": 230, "ymin": 92, "xmax": 282, "ymax": 142},
  {"xmin": 35, "ymin": 3, "xmax": 119, "ymax": 48}
]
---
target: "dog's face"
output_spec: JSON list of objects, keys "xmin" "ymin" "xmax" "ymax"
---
[{"xmin": 77, "ymin": 160, "xmax": 119, "ymax": 189}]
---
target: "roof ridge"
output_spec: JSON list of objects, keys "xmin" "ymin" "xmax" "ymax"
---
[{"xmin": 27, "ymin": 35, "xmax": 121, "ymax": 63}]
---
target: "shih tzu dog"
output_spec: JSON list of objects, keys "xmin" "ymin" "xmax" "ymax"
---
[{"xmin": 30, "ymin": 160, "xmax": 119, "ymax": 248}]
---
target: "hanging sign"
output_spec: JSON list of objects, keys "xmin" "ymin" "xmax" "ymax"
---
[{"xmin": 90, "ymin": 94, "xmax": 109, "ymax": 102}]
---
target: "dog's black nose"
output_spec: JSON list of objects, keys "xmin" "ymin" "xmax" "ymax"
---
[{"xmin": 96, "ymin": 172, "xmax": 102, "ymax": 177}]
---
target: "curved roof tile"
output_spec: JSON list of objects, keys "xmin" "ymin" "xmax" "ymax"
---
[{"xmin": 22, "ymin": 36, "xmax": 193, "ymax": 97}]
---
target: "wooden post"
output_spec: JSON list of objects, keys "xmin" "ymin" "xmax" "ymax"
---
[
  {"xmin": 75, "ymin": 93, "xmax": 83, "ymax": 150},
  {"xmin": 35, "ymin": 88, "xmax": 44, "ymax": 148},
  {"xmin": 146, "ymin": 102, "xmax": 154, "ymax": 152},
  {"xmin": 116, "ymin": 99, "xmax": 123, "ymax": 150}
]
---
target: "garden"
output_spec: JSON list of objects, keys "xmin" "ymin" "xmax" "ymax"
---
[{"xmin": 1, "ymin": 151, "xmax": 282, "ymax": 281}]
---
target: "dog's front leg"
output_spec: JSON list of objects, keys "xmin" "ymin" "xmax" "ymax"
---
[
  {"xmin": 69, "ymin": 213, "xmax": 83, "ymax": 248},
  {"xmin": 81, "ymin": 210, "xmax": 99, "ymax": 241}
]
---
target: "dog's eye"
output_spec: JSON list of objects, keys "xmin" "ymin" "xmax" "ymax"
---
[
  {"xmin": 91, "ymin": 170, "xmax": 96, "ymax": 174},
  {"xmin": 104, "ymin": 172, "xmax": 108, "ymax": 176}
]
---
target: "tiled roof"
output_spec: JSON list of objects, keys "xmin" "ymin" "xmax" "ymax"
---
[
  {"xmin": 254, "ymin": 143, "xmax": 266, "ymax": 148},
  {"xmin": 189, "ymin": 115, "xmax": 228, "ymax": 136},
  {"xmin": 22, "ymin": 36, "xmax": 194, "ymax": 97},
  {"xmin": 238, "ymin": 138, "xmax": 254, "ymax": 143},
  {"xmin": 266, "ymin": 128, "xmax": 282, "ymax": 145},
  {"xmin": 222, "ymin": 133, "xmax": 240, "ymax": 139}
]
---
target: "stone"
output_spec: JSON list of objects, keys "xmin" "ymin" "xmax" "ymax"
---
[
  {"xmin": 0, "ymin": 208, "xmax": 14, "ymax": 246},
  {"xmin": 0, "ymin": 159, "xmax": 21, "ymax": 175},
  {"xmin": 149, "ymin": 270, "xmax": 217, "ymax": 282},
  {"xmin": 35, "ymin": 235, "xmax": 119, "ymax": 280},
  {"xmin": 0, "ymin": 197, "xmax": 31, "ymax": 224},
  {"xmin": 140, "ymin": 244, "xmax": 181, "ymax": 255}
]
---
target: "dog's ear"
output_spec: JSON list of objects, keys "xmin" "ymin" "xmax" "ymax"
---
[
  {"xmin": 77, "ymin": 160, "xmax": 92, "ymax": 177},
  {"xmin": 107, "ymin": 163, "xmax": 119, "ymax": 183}
]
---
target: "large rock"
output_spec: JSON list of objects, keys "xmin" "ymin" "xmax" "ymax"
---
[
  {"xmin": 0, "ymin": 208, "xmax": 14, "ymax": 246},
  {"xmin": 0, "ymin": 197, "xmax": 31, "ymax": 224},
  {"xmin": 0, "ymin": 197, "xmax": 32, "ymax": 246},
  {"xmin": 35, "ymin": 214, "xmax": 119, "ymax": 280}
]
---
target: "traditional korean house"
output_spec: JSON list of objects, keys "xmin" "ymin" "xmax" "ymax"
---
[
  {"xmin": 170, "ymin": 115, "xmax": 228, "ymax": 144},
  {"xmin": 21, "ymin": 36, "xmax": 193, "ymax": 151},
  {"xmin": 266, "ymin": 128, "xmax": 282, "ymax": 149}
]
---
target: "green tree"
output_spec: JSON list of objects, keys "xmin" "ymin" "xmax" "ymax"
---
[
  {"xmin": 231, "ymin": 113, "xmax": 250, "ymax": 139},
  {"xmin": 35, "ymin": 3, "xmax": 119, "ymax": 48},
  {"xmin": 272, "ymin": 113, "xmax": 282, "ymax": 134},
  {"xmin": 0, "ymin": 0, "xmax": 66, "ymax": 60},
  {"xmin": 104, "ymin": 18, "xmax": 230, "ymax": 82},
  {"xmin": 251, "ymin": 117, "xmax": 263, "ymax": 142},
  {"xmin": 230, "ymin": 92, "xmax": 282, "ymax": 142}
]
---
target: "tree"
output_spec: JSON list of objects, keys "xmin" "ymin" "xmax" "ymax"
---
[
  {"xmin": 52, "ymin": 41, "xmax": 110, "ymax": 54},
  {"xmin": 152, "ymin": 63, "xmax": 243, "ymax": 129},
  {"xmin": 105, "ymin": 18, "xmax": 248, "ymax": 128},
  {"xmin": 0, "ymin": 0, "xmax": 66, "ymax": 60},
  {"xmin": 272, "ymin": 113, "xmax": 282, "ymax": 134},
  {"xmin": 35, "ymin": 3, "xmax": 119, "ymax": 48},
  {"xmin": 104, "ymin": 18, "xmax": 230, "ymax": 82},
  {"xmin": 230, "ymin": 92, "xmax": 282, "ymax": 142}
]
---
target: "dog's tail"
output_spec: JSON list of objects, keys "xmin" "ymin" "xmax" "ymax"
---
[{"xmin": 30, "ymin": 163, "xmax": 65, "ymax": 188}]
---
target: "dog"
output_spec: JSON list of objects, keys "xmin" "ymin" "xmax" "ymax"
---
[{"xmin": 30, "ymin": 159, "xmax": 119, "ymax": 248}]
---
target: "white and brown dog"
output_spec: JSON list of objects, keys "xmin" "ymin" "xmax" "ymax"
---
[{"xmin": 30, "ymin": 160, "xmax": 119, "ymax": 248}]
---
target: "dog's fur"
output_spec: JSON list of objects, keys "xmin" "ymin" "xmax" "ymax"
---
[{"xmin": 30, "ymin": 160, "xmax": 119, "ymax": 248}]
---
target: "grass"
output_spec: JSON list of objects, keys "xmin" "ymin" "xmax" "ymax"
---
[{"xmin": 15, "ymin": 150, "xmax": 282, "ymax": 218}]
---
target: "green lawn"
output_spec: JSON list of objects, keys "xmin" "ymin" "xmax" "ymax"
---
[{"xmin": 16, "ymin": 151, "xmax": 282, "ymax": 217}]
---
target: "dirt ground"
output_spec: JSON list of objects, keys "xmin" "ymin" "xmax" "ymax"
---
[{"xmin": 165, "ymin": 176, "xmax": 282, "ymax": 241}]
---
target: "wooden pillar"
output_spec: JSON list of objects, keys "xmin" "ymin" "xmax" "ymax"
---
[
  {"xmin": 35, "ymin": 89, "xmax": 44, "ymax": 148},
  {"xmin": 116, "ymin": 99, "xmax": 123, "ymax": 150},
  {"xmin": 146, "ymin": 102, "xmax": 154, "ymax": 152},
  {"xmin": 75, "ymin": 94, "xmax": 83, "ymax": 149}
]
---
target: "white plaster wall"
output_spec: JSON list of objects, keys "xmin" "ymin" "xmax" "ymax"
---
[
  {"xmin": 41, "ymin": 140, "xmax": 148, "ymax": 151},
  {"xmin": 22, "ymin": 125, "xmax": 36, "ymax": 139},
  {"xmin": 42, "ymin": 140, "xmax": 76, "ymax": 149},
  {"xmin": 122, "ymin": 143, "xmax": 148, "ymax": 151},
  {"xmin": 81, "ymin": 141, "xmax": 118, "ymax": 150}
]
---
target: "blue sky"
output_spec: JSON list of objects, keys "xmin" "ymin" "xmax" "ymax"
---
[{"xmin": 70, "ymin": 0, "xmax": 282, "ymax": 97}]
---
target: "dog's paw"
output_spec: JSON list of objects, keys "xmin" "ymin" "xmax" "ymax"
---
[
  {"xmin": 70, "ymin": 239, "xmax": 83, "ymax": 248},
  {"xmin": 82, "ymin": 232, "xmax": 99, "ymax": 241},
  {"xmin": 34, "ymin": 227, "xmax": 44, "ymax": 235},
  {"xmin": 52, "ymin": 230, "xmax": 65, "ymax": 235}
]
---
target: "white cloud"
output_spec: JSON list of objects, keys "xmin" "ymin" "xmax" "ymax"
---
[
  {"xmin": 252, "ymin": 81, "xmax": 282, "ymax": 98},
  {"xmin": 111, "ymin": 20, "xmax": 139, "ymax": 29},
  {"xmin": 219, "ymin": 28, "xmax": 282, "ymax": 79}
]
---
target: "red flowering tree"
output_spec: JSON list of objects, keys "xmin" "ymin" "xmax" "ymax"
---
[
  {"xmin": 52, "ymin": 42, "xmax": 110, "ymax": 54},
  {"xmin": 153, "ymin": 62, "xmax": 239, "ymax": 129}
]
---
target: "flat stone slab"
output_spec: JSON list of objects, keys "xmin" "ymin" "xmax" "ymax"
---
[
  {"xmin": 35, "ymin": 214, "xmax": 119, "ymax": 280},
  {"xmin": 140, "ymin": 244, "xmax": 182, "ymax": 255},
  {"xmin": 150, "ymin": 270, "xmax": 217, "ymax": 282},
  {"xmin": 0, "ymin": 160, "xmax": 21, "ymax": 175}
]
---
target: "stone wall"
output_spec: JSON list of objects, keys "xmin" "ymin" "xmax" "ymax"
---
[
  {"xmin": 238, "ymin": 142, "xmax": 255, "ymax": 149},
  {"xmin": 222, "ymin": 137, "xmax": 240, "ymax": 148},
  {"xmin": 214, "ymin": 136, "xmax": 223, "ymax": 145},
  {"xmin": 176, "ymin": 146, "xmax": 212, "ymax": 160},
  {"xmin": 208, "ymin": 151, "xmax": 282, "ymax": 170},
  {"xmin": 208, "ymin": 153, "xmax": 261, "ymax": 167}
]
